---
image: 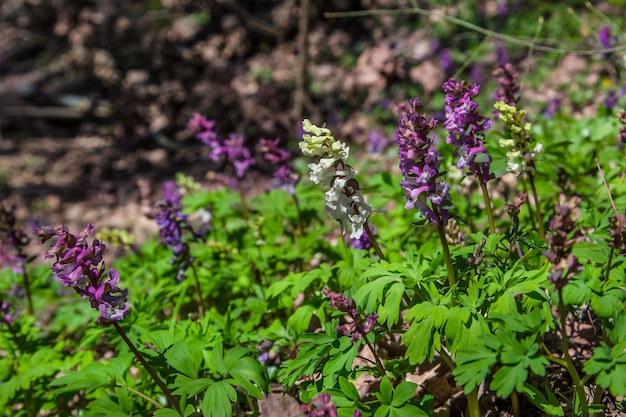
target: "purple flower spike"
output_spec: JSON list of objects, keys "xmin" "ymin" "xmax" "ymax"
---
[
  {"xmin": 395, "ymin": 98, "xmax": 453, "ymax": 226},
  {"xmin": 222, "ymin": 133, "xmax": 255, "ymax": 178},
  {"xmin": 259, "ymin": 138, "xmax": 297, "ymax": 193},
  {"xmin": 442, "ymin": 79, "xmax": 493, "ymax": 184},
  {"xmin": 151, "ymin": 180, "xmax": 200, "ymax": 281},
  {"xmin": 189, "ymin": 113, "xmax": 255, "ymax": 185},
  {"xmin": 188, "ymin": 113, "xmax": 219, "ymax": 148},
  {"xmin": 543, "ymin": 195, "xmax": 584, "ymax": 289},
  {"xmin": 36, "ymin": 225, "xmax": 129, "ymax": 325},
  {"xmin": 368, "ymin": 129, "xmax": 388, "ymax": 153},
  {"xmin": 323, "ymin": 288, "xmax": 378, "ymax": 342},
  {"xmin": 598, "ymin": 25, "xmax": 614, "ymax": 50}
]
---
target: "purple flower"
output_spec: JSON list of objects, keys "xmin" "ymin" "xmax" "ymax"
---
[
  {"xmin": 496, "ymin": 1, "xmax": 508, "ymax": 17},
  {"xmin": 301, "ymin": 393, "xmax": 338, "ymax": 417},
  {"xmin": 598, "ymin": 25, "xmax": 614, "ymax": 50},
  {"xmin": 189, "ymin": 114, "xmax": 255, "ymax": 183},
  {"xmin": 543, "ymin": 195, "xmax": 584, "ymax": 289},
  {"xmin": 222, "ymin": 133, "xmax": 255, "ymax": 178},
  {"xmin": 151, "ymin": 181, "xmax": 200, "ymax": 281},
  {"xmin": 544, "ymin": 98, "xmax": 560, "ymax": 118},
  {"xmin": 495, "ymin": 41, "xmax": 509, "ymax": 67},
  {"xmin": 0, "ymin": 298, "xmax": 17, "ymax": 325},
  {"xmin": 395, "ymin": 98, "xmax": 453, "ymax": 225},
  {"xmin": 259, "ymin": 138, "xmax": 297, "ymax": 193},
  {"xmin": 493, "ymin": 63, "xmax": 521, "ymax": 112},
  {"xmin": 352, "ymin": 227, "xmax": 373, "ymax": 250},
  {"xmin": 440, "ymin": 49, "xmax": 455, "ymax": 74},
  {"xmin": 368, "ymin": 129, "xmax": 388, "ymax": 153},
  {"xmin": 442, "ymin": 79, "xmax": 493, "ymax": 184},
  {"xmin": 188, "ymin": 113, "xmax": 218, "ymax": 148},
  {"xmin": 323, "ymin": 288, "xmax": 378, "ymax": 342},
  {"xmin": 36, "ymin": 225, "xmax": 129, "ymax": 324}
]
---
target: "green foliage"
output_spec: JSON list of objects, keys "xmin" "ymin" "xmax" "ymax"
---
[{"xmin": 2, "ymin": 3, "xmax": 626, "ymax": 416}]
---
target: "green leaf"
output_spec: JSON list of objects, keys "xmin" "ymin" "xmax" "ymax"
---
[
  {"xmin": 288, "ymin": 304, "xmax": 316, "ymax": 334},
  {"xmin": 379, "ymin": 376, "xmax": 393, "ymax": 404},
  {"xmin": 164, "ymin": 339, "xmax": 203, "ymax": 379},
  {"xmin": 453, "ymin": 339, "xmax": 498, "ymax": 394},
  {"xmin": 230, "ymin": 356, "xmax": 268, "ymax": 399},
  {"xmin": 583, "ymin": 341, "xmax": 626, "ymax": 396},
  {"xmin": 153, "ymin": 409, "xmax": 182, "ymax": 417},
  {"xmin": 338, "ymin": 376, "xmax": 360, "ymax": 401},
  {"xmin": 202, "ymin": 380, "xmax": 237, "ymax": 417},
  {"xmin": 49, "ymin": 361, "xmax": 113, "ymax": 394},
  {"xmin": 354, "ymin": 272, "xmax": 404, "ymax": 327},
  {"xmin": 391, "ymin": 382, "xmax": 417, "ymax": 407},
  {"xmin": 522, "ymin": 384, "xmax": 564, "ymax": 416}
]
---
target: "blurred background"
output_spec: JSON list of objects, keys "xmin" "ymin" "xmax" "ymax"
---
[{"xmin": 0, "ymin": 0, "xmax": 624, "ymax": 242}]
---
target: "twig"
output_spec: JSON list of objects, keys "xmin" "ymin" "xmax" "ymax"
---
[
  {"xmin": 295, "ymin": 0, "xmax": 310, "ymax": 125},
  {"xmin": 324, "ymin": 7, "xmax": 626, "ymax": 56}
]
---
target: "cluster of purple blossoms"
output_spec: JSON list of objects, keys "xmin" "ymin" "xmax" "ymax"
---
[
  {"xmin": 352, "ymin": 227, "xmax": 373, "ymax": 250},
  {"xmin": 598, "ymin": 25, "xmax": 617, "ymax": 50},
  {"xmin": 442, "ymin": 79, "xmax": 493, "ymax": 184},
  {"xmin": 0, "ymin": 297, "xmax": 16, "ymax": 325},
  {"xmin": 395, "ymin": 98, "xmax": 453, "ymax": 225},
  {"xmin": 259, "ymin": 138, "xmax": 297, "ymax": 194},
  {"xmin": 301, "ymin": 393, "xmax": 362, "ymax": 417},
  {"xmin": 543, "ymin": 195, "xmax": 584, "ymax": 290},
  {"xmin": 0, "ymin": 205, "xmax": 29, "ymax": 276},
  {"xmin": 36, "ymin": 224, "xmax": 129, "ymax": 324},
  {"xmin": 188, "ymin": 113, "xmax": 255, "ymax": 184},
  {"xmin": 151, "ymin": 180, "xmax": 200, "ymax": 281},
  {"xmin": 368, "ymin": 129, "xmax": 388, "ymax": 154},
  {"xmin": 323, "ymin": 288, "xmax": 377, "ymax": 342},
  {"xmin": 493, "ymin": 63, "xmax": 521, "ymax": 112}
]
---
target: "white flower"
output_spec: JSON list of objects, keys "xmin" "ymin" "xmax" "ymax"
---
[{"xmin": 300, "ymin": 119, "xmax": 371, "ymax": 238}]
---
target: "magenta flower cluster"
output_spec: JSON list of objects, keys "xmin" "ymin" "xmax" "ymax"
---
[
  {"xmin": 323, "ymin": 288, "xmax": 377, "ymax": 342},
  {"xmin": 151, "ymin": 180, "xmax": 199, "ymax": 281},
  {"xmin": 259, "ymin": 138, "xmax": 297, "ymax": 193},
  {"xmin": 188, "ymin": 113, "xmax": 255, "ymax": 182},
  {"xmin": 443, "ymin": 79, "xmax": 493, "ymax": 183},
  {"xmin": 36, "ymin": 224, "xmax": 129, "ymax": 324},
  {"xmin": 395, "ymin": 98, "xmax": 452, "ymax": 225}
]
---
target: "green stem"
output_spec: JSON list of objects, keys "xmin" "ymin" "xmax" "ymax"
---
[
  {"xmin": 435, "ymin": 220, "xmax": 457, "ymax": 288},
  {"xmin": 292, "ymin": 193, "xmax": 306, "ymax": 237},
  {"xmin": 511, "ymin": 390, "xmax": 520, "ymax": 417},
  {"xmin": 113, "ymin": 322, "xmax": 183, "ymax": 416},
  {"xmin": 20, "ymin": 269, "xmax": 34, "ymax": 316},
  {"xmin": 191, "ymin": 265, "xmax": 208, "ymax": 315},
  {"xmin": 466, "ymin": 388, "xmax": 481, "ymax": 417},
  {"xmin": 126, "ymin": 386, "xmax": 164, "ymax": 409},
  {"xmin": 477, "ymin": 170, "xmax": 496, "ymax": 234},
  {"xmin": 605, "ymin": 247, "xmax": 614, "ymax": 281},
  {"xmin": 237, "ymin": 184, "xmax": 249, "ymax": 219},
  {"xmin": 363, "ymin": 335, "xmax": 387, "ymax": 377},
  {"xmin": 527, "ymin": 172, "xmax": 545, "ymax": 239},
  {"xmin": 557, "ymin": 290, "xmax": 589, "ymax": 417},
  {"xmin": 364, "ymin": 221, "xmax": 387, "ymax": 262},
  {"xmin": 324, "ymin": 7, "xmax": 626, "ymax": 56}
]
